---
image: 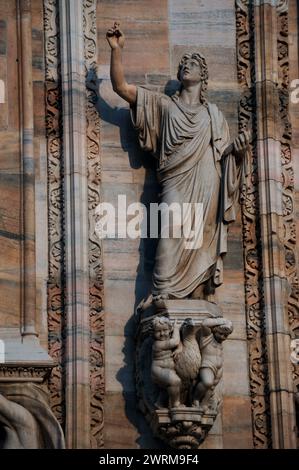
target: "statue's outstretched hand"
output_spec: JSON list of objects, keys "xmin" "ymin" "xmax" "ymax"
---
[
  {"xmin": 106, "ymin": 22, "xmax": 125, "ymax": 49},
  {"xmin": 233, "ymin": 130, "xmax": 251, "ymax": 160}
]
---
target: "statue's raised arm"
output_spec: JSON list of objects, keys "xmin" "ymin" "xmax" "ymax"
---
[{"xmin": 106, "ymin": 22, "xmax": 137, "ymax": 105}]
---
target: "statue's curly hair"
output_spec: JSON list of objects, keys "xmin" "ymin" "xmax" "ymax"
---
[
  {"xmin": 177, "ymin": 52, "xmax": 209, "ymax": 106},
  {"xmin": 213, "ymin": 320, "xmax": 233, "ymax": 336},
  {"xmin": 152, "ymin": 316, "xmax": 173, "ymax": 332}
]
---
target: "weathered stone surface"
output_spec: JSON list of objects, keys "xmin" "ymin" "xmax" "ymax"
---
[
  {"xmin": 223, "ymin": 340, "xmax": 250, "ymax": 396},
  {"xmin": 0, "ymin": 0, "xmax": 21, "ymax": 333},
  {"xmin": 222, "ymin": 395, "xmax": 252, "ymax": 449},
  {"xmin": 104, "ymin": 392, "xmax": 162, "ymax": 449},
  {"xmin": 105, "ymin": 334, "xmax": 136, "ymax": 393}
]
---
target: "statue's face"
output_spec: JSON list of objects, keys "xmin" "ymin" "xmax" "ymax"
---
[
  {"xmin": 154, "ymin": 324, "xmax": 171, "ymax": 341},
  {"xmin": 179, "ymin": 58, "xmax": 202, "ymax": 85},
  {"xmin": 214, "ymin": 329, "xmax": 228, "ymax": 343}
]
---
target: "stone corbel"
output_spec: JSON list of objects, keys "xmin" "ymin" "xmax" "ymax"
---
[{"xmin": 135, "ymin": 300, "xmax": 233, "ymax": 449}]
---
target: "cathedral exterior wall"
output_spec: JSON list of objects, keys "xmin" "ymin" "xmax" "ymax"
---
[{"xmin": 0, "ymin": 0, "xmax": 297, "ymax": 450}]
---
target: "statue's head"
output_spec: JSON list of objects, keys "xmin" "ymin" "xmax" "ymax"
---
[
  {"xmin": 177, "ymin": 52, "xmax": 208, "ymax": 105},
  {"xmin": 213, "ymin": 320, "xmax": 233, "ymax": 343},
  {"xmin": 152, "ymin": 316, "xmax": 173, "ymax": 341}
]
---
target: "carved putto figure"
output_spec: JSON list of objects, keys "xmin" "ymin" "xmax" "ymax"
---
[
  {"xmin": 193, "ymin": 318, "xmax": 233, "ymax": 410},
  {"xmin": 150, "ymin": 317, "xmax": 233, "ymax": 412},
  {"xmin": 151, "ymin": 317, "xmax": 181, "ymax": 409}
]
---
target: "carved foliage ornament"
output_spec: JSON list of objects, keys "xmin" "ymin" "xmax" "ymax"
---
[
  {"xmin": 44, "ymin": 0, "xmax": 65, "ymax": 427},
  {"xmin": 236, "ymin": 0, "xmax": 271, "ymax": 448},
  {"xmin": 83, "ymin": 0, "xmax": 105, "ymax": 449}
]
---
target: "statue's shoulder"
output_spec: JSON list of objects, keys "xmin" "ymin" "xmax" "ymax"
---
[
  {"xmin": 207, "ymin": 102, "xmax": 226, "ymax": 123},
  {"xmin": 207, "ymin": 102, "xmax": 222, "ymax": 116},
  {"xmin": 138, "ymin": 85, "xmax": 171, "ymax": 104}
]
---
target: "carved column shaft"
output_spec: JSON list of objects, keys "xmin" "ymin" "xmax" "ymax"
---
[
  {"xmin": 18, "ymin": 0, "xmax": 37, "ymax": 338},
  {"xmin": 254, "ymin": 0, "xmax": 296, "ymax": 448},
  {"xmin": 59, "ymin": 0, "xmax": 91, "ymax": 448}
]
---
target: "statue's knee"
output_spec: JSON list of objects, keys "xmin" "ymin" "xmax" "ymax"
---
[
  {"xmin": 202, "ymin": 375, "xmax": 214, "ymax": 389},
  {"xmin": 174, "ymin": 376, "xmax": 181, "ymax": 387},
  {"xmin": 169, "ymin": 373, "xmax": 181, "ymax": 387},
  {"xmin": 205, "ymin": 378, "xmax": 214, "ymax": 389}
]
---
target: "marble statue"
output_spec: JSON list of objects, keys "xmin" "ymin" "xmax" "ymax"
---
[
  {"xmin": 106, "ymin": 22, "xmax": 250, "ymax": 302},
  {"xmin": 173, "ymin": 318, "xmax": 202, "ymax": 404},
  {"xmin": 151, "ymin": 317, "xmax": 181, "ymax": 408},
  {"xmin": 192, "ymin": 317, "xmax": 233, "ymax": 410},
  {"xmin": 0, "ymin": 383, "xmax": 65, "ymax": 449},
  {"xmin": 151, "ymin": 316, "xmax": 233, "ymax": 412},
  {"xmin": 105, "ymin": 21, "xmax": 249, "ymax": 449}
]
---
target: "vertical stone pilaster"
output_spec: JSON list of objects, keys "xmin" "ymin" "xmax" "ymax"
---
[
  {"xmin": 18, "ymin": 0, "xmax": 38, "ymax": 339},
  {"xmin": 236, "ymin": 0, "xmax": 271, "ymax": 448},
  {"xmin": 254, "ymin": 0, "xmax": 297, "ymax": 448},
  {"xmin": 59, "ymin": 0, "xmax": 90, "ymax": 448}
]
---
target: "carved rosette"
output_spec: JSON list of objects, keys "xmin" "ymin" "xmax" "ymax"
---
[
  {"xmin": 83, "ymin": 0, "xmax": 105, "ymax": 449},
  {"xmin": 44, "ymin": 0, "xmax": 65, "ymax": 427},
  {"xmin": 235, "ymin": 0, "xmax": 271, "ymax": 448}
]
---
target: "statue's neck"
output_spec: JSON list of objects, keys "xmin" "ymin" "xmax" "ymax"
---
[{"xmin": 179, "ymin": 83, "xmax": 202, "ymax": 106}]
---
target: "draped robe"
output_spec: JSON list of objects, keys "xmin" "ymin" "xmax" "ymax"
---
[{"xmin": 131, "ymin": 86, "xmax": 242, "ymax": 299}]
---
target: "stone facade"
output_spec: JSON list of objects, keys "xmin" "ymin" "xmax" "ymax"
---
[{"xmin": 0, "ymin": 0, "xmax": 298, "ymax": 449}]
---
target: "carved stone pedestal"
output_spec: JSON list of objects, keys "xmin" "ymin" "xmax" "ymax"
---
[
  {"xmin": 136, "ymin": 299, "xmax": 232, "ymax": 449},
  {"xmin": 151, "ymin": 407, "xmax": 217, "ymax": 449}
]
